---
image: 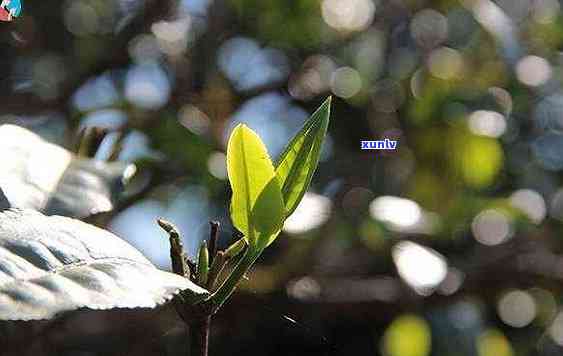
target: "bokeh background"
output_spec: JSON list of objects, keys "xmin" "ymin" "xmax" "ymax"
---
[{"xmin": 4, "ymin": 0, "xmax": 563, "ymax": 355}]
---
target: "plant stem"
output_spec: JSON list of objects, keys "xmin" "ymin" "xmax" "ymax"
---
[
  {"xmin": 189, "ymin": 316, "xmax": 211, "ymax": 356},
  {"xmin": 209, "ymin": 248, "xmax": 260, "ymax": 312},
  {"xmin": 208, "ymin": 221, "xmax": 220, "ymax": 264}
]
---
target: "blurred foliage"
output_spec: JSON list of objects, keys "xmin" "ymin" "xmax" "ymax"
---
[
  {"xmin": 382, "ymin": 314, "xmax": 432, "ymax": 356},
  {"xmin": 230, "ymin": 0, "xmax": 324, "ymax": 47},
  {"xmin": 5, "ymin": 0, "xmax": 563, "ymax": 355}
]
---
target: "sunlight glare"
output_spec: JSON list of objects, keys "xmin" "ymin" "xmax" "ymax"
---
[
  {"xmin": 321, "ymin": 0, "xmax": 376, "ymax": 32},
  {"xmin": 369, "ymin": 196, "xmax": 422, "ymax": 229},
  {"xmin": 392, "ymin": 241, "xmax": 447, "ymax": 296},
  {"xmin": 468, "ymin": 110, "xmax": 507, "ymax": 138},
  {"xmin": 283, "ymin": 192, "xmax": 332, "ymax": 234}
]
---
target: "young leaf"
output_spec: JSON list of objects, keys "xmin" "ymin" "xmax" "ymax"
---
[
  {"xmin": 226, "ymin": 124, "xmax": 285, "ymax": 250},
  {"xmin": 0, "ymin": 209, "xmax": 209, "ymax": 321},
  {"xmin": 275, "ymin": 97, "xmax": 331, "ymax": 216}
]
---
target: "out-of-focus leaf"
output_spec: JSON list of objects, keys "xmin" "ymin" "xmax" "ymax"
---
[
  {"xmin": 477, "ymin": 329, "xmax": 514, "ymax": 356},
  {"xmin": 226, "ymin": 124, "xmax": 285, "ymax": 250},
  {"xmin": 0, "ymin": 209, "xmax": 209, "ymax": 321},
  {"xmin": 275, "ymin": 97, "xmax": 331, "ymax": 216},
  {"xmin": 44, "ymin": 159, "xmax": 135, "ymax": 218},
  {"xmin": 449, "ymin": 130, "xmax": 504, "ymax": 189},
  {"xmin": 0, "ymin": 124, "xmax": 135, "ymax": 218},
  {"xmin": 383, "ymin": 314, "xmax": 432, "ymax": 356},
  {"xmin": 230, "ymin": 0, "xmax": 325, "ymax": 47},
  {"xmin": 0, "ymin": 189, "xmax": 9, "ymax": 211}
]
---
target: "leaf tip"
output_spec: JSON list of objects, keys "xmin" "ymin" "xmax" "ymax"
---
[
  {"xmin": 236, "ymin": 123, "xmax": 261, "ymax": 137},
  {"xmin": 233, "ymin": 122, "xmax": 246, "ymax": 130},
  {"xmin": 322, "ymin": 96, "xmax": 332, "ymax": 119},
  {"xmin": 228, "ymin": 123, "xmax": 244, "ymax": 139},
  {"xmin": 232, "ymin": 123, "xmax": 251, "ymax": 134}
]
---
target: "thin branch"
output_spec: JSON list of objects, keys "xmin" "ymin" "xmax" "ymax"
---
[
  {"xmin": 208, "ymin": 221, "xmax": 220, "ymax": 265},
  {"xmin": 157, "ymin": 218, "xmax": 188, "ymax": 278}
]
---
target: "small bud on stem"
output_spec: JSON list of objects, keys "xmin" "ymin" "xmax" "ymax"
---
[{"xmin": 198, "ymin": 241, "xmax": 209, "ymax": 286}]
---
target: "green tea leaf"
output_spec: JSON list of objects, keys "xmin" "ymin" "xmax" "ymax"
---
[
  {"xmin": 227, "ymin": 124, "xmax": 285, "ymax": 250},
  {"xmin": 275, "ymin": 97, "xmax": 331, "ymax": 216},
  {"xmin": 0, "ymin": 209, "xmax": 209, "ymax": 321}
]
